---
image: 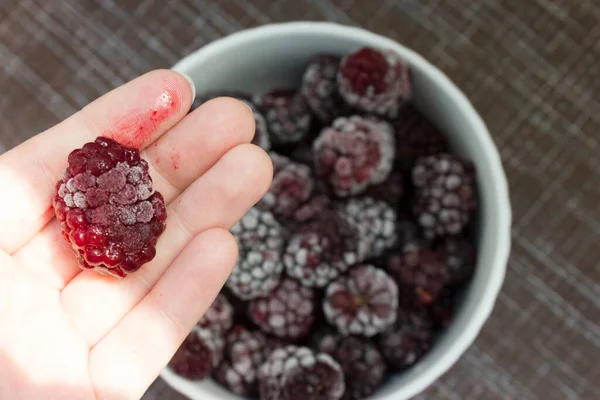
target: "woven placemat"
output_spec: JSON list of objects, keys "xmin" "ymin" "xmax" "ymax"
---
[{"xmin": 2, "ymin": 1, "xmax": 599, "ymax": 399}]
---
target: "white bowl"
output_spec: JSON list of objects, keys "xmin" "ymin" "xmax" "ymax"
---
[{"xmin": 166, "ymin": 22, "xmax": 511, "ymax": 400}]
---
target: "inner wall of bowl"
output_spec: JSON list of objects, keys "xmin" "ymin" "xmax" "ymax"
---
[{"xmin": 175, "ymin": 26, "xmax": 500, "ymax": 400}]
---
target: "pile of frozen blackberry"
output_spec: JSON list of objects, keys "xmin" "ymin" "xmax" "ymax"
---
[{"xmin": 170, "ymin": 47, "xmax": 478, "ymax": 400}]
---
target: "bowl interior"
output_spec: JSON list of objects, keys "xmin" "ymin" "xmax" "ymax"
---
[{"xmin": 170, "ymin": 22, "xmax": 511, "ymax": 400}]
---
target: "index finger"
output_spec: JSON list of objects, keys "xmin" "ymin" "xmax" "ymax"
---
[{"xmin": 0, "ymin": 69, "xmax": 195, "ymax": 254}]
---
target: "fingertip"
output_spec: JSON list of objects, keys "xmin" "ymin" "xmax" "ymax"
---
[
  {"xmin": 199, "ymin": 97, "xmax": 256, "ymax": 144},
  {"xmin": 225, "ymin": 143, "xmax": 274, "ymax": 199}
]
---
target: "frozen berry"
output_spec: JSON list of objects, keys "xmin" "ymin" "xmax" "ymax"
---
[
  {"xmin": 53, "ymin": 137, "xmax": 166, "ymax": 278},
  {"xmin": 198, "ymin": 294, "xmax": 234, "ymax": 335},
  {"xmin": 338, "ymin": 47, "xmax": 411, "ymax": 118},
  {"xmin": 284, "ymin": 211, "xmax": 361, "ymax": 288},
  {"xmin": 292, "ymin": 194, "xmax": 331, "ymax": 223},
  {"xmin": 316, "ymin": 335, "xmax": 387, "ymax": 400},
  {"xmin": 191, "ymin": 93, "xmax": 270, "ymax": 150},
  {"xmin": 258, "ymin": 346, "xmax": 345, "ymax": 400},
  {"xmin": 366, "ymin": 171, "xmax": 404, "ymax": 208},
  {"xmin": 393, "ymin": 104, "xmax": 448, "ymax": 172},
  {"xmin": 387, "ymin": 241, "xmax": 448, "ymax": 306},
  {"xmin": 259, "ymin": 153, "xmax": 314, "ymax": 218},
  {"xmin": 338, "ymin": 197, "xmax": 397, "ymax": 259},
  {"xmin": 324, "ymin": 265, "xmax": 398, "ymax": 336},
  {"xmin": 378, "ymin": 309, "xmax": 433, "ymax": 370},
  {"xmin": 437, "ymin": 236, "xmax": 476, "ymax": 285},
  {"xmin": 428, "ymin": 289, "xmax": 455, "ymax": 330},
  {"xmin": 301, "ymin": 54, "xmax": 351, "ymax": 123},
  {"xmin": 314, "ymin": 116, "xmax": 395, "ymax": 197},
  {"xmin": 169, "ymin": 326, "xmax": 224, "ymax": 380},
  {"xmin": 253, "ymin": 89, "xmax": 312, "ymax": 145},
  {"xmin": 412, "ymin": 154, "xmax": 477, "ymax": 238},
  {"xmin": 248, "ymin": 278, "xmax": 315, "ymax": 340},
  {"xmin": 227, "ymin": 208, "xmax": 285, "ymax": 300},
  {"xmin": 214, "ymin": 326, "xmax": 269, "ymax": 396}
]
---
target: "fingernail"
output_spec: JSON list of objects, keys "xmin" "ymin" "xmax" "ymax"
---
[{"xmin": 178, "ymin": 72, "xmax": 196, "ymax": 103}]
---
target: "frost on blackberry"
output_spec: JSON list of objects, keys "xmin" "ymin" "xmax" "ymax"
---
[
  {"xmin": 284, "ymin": 211, "xmax": 362, "ymax": 288},
  {"xmin": 259, "ymin": 153, "xmax": 314, "ymax": 218},
  {"xmin": 197, "ymin": 294, "xmax": 234, "ymax": 335},
  {"xmin": 301, "ymin": 54, "xmax": 351, "ymax": 124},
  {"xmin": 313, "ymin": 116, "xmax": 395, "ymax": 197},
  {"xmin": 227, "ymin": 208, "xmax": 285, "ymax": 300},
  {"xmin": 338, "ymin": 197, "xmax": 397, "ymax": 259},
  {"xmin": 54, "ymin": 137, "xmax": 166, "ymax": 278},
  {"xmin": 258, "ymin": 345, "xmax": 345, "ymax": 400},
  {"xmin": 248, "ymin": 278, "xmax": 315, "ymax": 340},
  {"xmin": 324, "ymin": 265, "xmax": 399, "ymax": 337},
  {"xmin": 169, "ymin": 326, "xmax": 224, "ymax": 380},
  {"xmin": 253, "ymin": 89, "xmax": 312, "ymax": 145},
  {"xmin": 412, "ymin": 154, "xmax": 477, "ymax": 238},
  {"xmin": 214, "ymin": 326, "xmax": 269, "ymax": 397},
  {"xmin": 337, "ymin": 47, "xmax": 411, "ymax": 118}
]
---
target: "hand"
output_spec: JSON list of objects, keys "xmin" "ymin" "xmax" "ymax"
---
[{"xmin": 0, "ymin": 70, "xmax": 272, "ymax": 400}]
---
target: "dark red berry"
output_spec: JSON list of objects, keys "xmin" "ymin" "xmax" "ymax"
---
[
  {"xmin": 436, "ymin": 236, "xmax": 476, "ymax": 285},
  {"xmin": 258, "ymin": 346, "xmax": 345, "ymax": 400},
  {"xmin": 292, "ymin": 194, "xmax": 331, "ymax": 223},
  {"xmin": 53, "ymin": 137, "xmax": 166, "ymax": 278},
  {"xmin": 316, "ymin": 334, "xmax": 387, "ymax": 400},
  {"xmin": 301, "ymin": 54, "xmax": 351, "ymax": 124},
  {"xmin": 284, "ymin": 211, "xmax": 362, "ymax": 287},
  {"xmin": 428, "ymin": 289, "xmax": 455, "ymax": 330},
  {"xmin": 227, "ymin": 208, "xmax": 285, "ymax": 300},
  {"xmin": 258, "ymin": 153, "xmax": 314, "ymax": 218},
  {"xmin": 314, "ymin": 116, "xmax": 395, "ymax": 197},
  {"xmin": 412, "ymin": 154, "xmax": 477, "ymax": 238},
  {"xmin": 248, "ymin": 278, "xmax": 315, "ymax": 340},
  {"xmin": 338, "ymin": 197, "xmax": 397, "ymax": 258},
  {"xmin": 378, "ymin": 309, "xmax": 433, "ymax": 370},
  {"xmin": 253, "ymin": 89, "xmax": 312, "ymax": 145},
  {"xmin": 214, "ymin": 326, "xmax": 269, "ymax": 396},
  {"xmin": 392, "ymin": 104, "xmax": 448, "ymax": 172},
  {"xmin": 197, "ymin": 294, "xmax": 234, "ymax": 335},
  {"xmin": 387, "ymin": 241, "xmax": 449, "ymax": 306},
  {"xmin": 324, "ymin": 265, "xmax": 398, "ymax": 336},
  {"xmin": 169, "ymin": 326, "xmax": 224, "ymax": 380},
  {"xmin": 338, "ymin": 47, "xmax": 411, "ymax": 118}
]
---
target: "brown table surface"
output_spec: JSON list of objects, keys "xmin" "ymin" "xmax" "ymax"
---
[{"xmin": 2, "ymin": 1, "xmax": 600, "ymax": 399}]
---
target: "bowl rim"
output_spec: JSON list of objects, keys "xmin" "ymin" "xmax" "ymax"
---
[{"xmin": 168, "ymin": 21, "xmax": 512, "ymax": 400}]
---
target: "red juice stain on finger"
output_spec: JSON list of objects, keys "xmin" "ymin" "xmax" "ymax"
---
[
  {"xmin": 104, "ymin": 86, "xmax": 180, "ymax": 149},
  {"xmin": 170, "ymin": 149, "xmax": 181, "ymax": 170}
]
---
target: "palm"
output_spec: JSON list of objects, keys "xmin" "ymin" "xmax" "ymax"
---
[{"xmin": 0, "ymin": 70, "xmax": 271, "ymax": 400}]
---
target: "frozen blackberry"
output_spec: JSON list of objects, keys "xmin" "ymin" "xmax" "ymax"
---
[
  {"xmin": 412, "ymin": 154, "xmax": 477, "ymax": 238},
  {"xmin": 191, "ymin": 93, "xmax": 270, "ymax": 151},
  {"xmin": 253, "ymin": 89, "xmax": 312, "ymax": 145},
  {"xmin": 338, "ymin": 197, "xmax": 397, "ymax": 259},
  {"xmin": 214, "ymin": 326, "xmax": 269, "ymax": 396},
  {"xmin": 169, "ymin": 326, "xmax": 224, "ymax": 380},
  {"xmin": 197, "ymin": 294, "xmax": 234, "ymax": 335},
  {"xmin": 387, "ymin": 240, "xmax": 449, "ymax": 306},
  {"xmin": 314, "ymin": 116, "xmax": 395, "ymax": 197},
  {"xmin": 301, "ymin": 54, "xmax": 351, "ymax": 123},
  {"xmin": 324, "ymin": 264, "xmax": 398, "ymax": 336},
  {"xmin": 284, "ymin": 211, "xmax": 361, "ymax": 287},
  {"xmin": 53, "ymin": 137, "xmax": 166, "ymax": 278},
  {"xmin": 227, "ymin": 208, "xmax": 285, "ymax": 300},
  {"xmin": 428, "ymin": 289, "xmax": 455, "ymax": 330},
  {"xmin": 338, "ymin": 47, "xmax": 411, "ymax": 118},
  {"xmin": 259, "ymin": 153, "xmax": 314, "ymax": 218},
  {"xmin": 316, "ymin": 335, "xmax": 387, "ymax": 400},
  {"xmin": 292, "ymin": 194, "xmax": 331, "ymax": 223},
  {"xmin": 392, "ymin": 104, "xmax": 448, "ymax": 172},
  {"xmin": 378, "ymin": 309, "xmax": 433, "ymax": 370},
  {"xmin": 365, "ymin": 171, "xmax": 404, "ymax": 208},
  {"xmin": 248, "ymin": 278, "xmax": 315, "ymax": 340},
  {"xmin": 258, "ymin": 346, "xmax": 345, "ymax": 400},
  {"xmin": 437, "ymin": 236, "xmax": 476, "ymax": 285}
]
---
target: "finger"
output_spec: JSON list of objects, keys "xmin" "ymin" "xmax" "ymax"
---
[
  {"xmin": 89, "ymin": 228, "xmax": 237, "ymax": 400},
  {"xmin": 0, "ymin": 69, "xmax": 194, "ymax": 254},
  {"xmin": 13, "ymin": 97, "xmax": 254, "ymax": 290},
  {"xmin": 61, "ymin": 144, "xmax": 272, "ymax": 347}
]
